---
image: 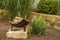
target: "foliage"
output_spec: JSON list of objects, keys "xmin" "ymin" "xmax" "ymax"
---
[
  {"xmin": 28, "ymin": 16, "xmax": 46, "ymax": 36},
  {"xmin": 16, "ymin": 0, "xmax": 33, "ymax": 19},
  {"xmin": 57, "ymin": 0, "xmax": 60, "ymax": 15},
  {"xmin": 0, "ymin": 0, "xmax": 18, "ymax": 20},
  {"xmin": 0, "ymin": 0, "xmax": 34, "ymax": 20},
  {"xmin": 6, "ymin": 0, "xmax": 18, "ymax": 20},
  {"xmin": 37, "ymin": 0, "xmax": 58, "ymax": 15}
]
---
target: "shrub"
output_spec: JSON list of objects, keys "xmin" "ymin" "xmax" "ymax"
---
[
  {"xmin": 37, "ymin": 0, "xmax": 58, "ymax": 15},
  {"xmin": 28, "ymin": 16, "xmax": 46, "ymax": 36}
]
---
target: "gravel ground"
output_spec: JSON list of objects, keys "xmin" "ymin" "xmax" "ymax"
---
[{"xmin": 0, "ymin": 21, "xmax": 60, "ymax": 40}]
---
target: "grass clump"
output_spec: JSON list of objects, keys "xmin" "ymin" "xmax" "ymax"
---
[
  {"xmin": 0, "ymin": 0, "xmax": 34, "ymax": 21},
  {"xmin": 28, "ymin": 16, "xmax": 46, "ymax": 36}
]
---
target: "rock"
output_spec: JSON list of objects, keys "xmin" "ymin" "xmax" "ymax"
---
[
  {"xmin": 54, "ymin": 25, "xmax": 60, "ymax": 30},
  {"xmin": 6, "ymin": 29, "xmax": 27, "ymax": 39}
]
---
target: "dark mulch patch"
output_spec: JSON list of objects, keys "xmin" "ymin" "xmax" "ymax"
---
[{"xmin": 0, "ymin": 21, "xmax": 60, "ymax": 40}]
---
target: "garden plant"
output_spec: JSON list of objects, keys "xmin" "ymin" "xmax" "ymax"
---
[
  {"xmin": 28, "ymin": 16, "xmax": 46, "ymax": 36},
  {"xmin": 37, "ymin": 0, "xmax": 58, "ymax": 15},
  {"xmin": 0, "ymin": 0, "xmax": 34, "ymax": 20}
]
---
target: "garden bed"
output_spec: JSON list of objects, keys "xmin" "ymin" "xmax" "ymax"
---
[
  {"xmin": 0, "ymin": 12, "xmax": 60, "ymax": 40},
  {"xmin": 0, "ymin": 21, "xmax": 60, "ymax": 40}
]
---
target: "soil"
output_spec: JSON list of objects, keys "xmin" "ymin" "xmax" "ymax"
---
[{"xmin": 0, "ymin": 21, "xmax": 60, "ymax": 40}]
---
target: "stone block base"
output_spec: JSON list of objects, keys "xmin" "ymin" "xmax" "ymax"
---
[{"xmin": 6, "ymin": 30, "xmax": 27, "ymax": 39}]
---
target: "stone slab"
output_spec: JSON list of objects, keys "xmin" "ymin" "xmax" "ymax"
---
[{"xmin": 6, "ymin": 30, "xmax": 27, "ymax": 39}]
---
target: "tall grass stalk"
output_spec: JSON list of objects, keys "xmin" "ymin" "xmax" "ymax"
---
[
  {"xmin": 0, "ymin": 0, "xmax": 34, "ymax": 20},
  {"xmin": 28, "ymin": 16, "xmax": 46, "ymax": 36},
  {"xmin": 17, "ymin": 0, "xmax": 34, "ymax": 19}
]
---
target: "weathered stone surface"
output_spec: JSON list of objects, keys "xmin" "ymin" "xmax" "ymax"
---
[
  {"xmin": 32, "ymin": 12, "xmax": 60, "ymax": 22},
  {"xmin": 0, "ymin": 10, "xmax": 8, "ymax": 19},
  {"xmin": 54, "ymin": 25, "xmax": 60, "ymax": 30},
  {"xmin": 6, "ymin": 29, "xmax": 27, "ymax": 39}
]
